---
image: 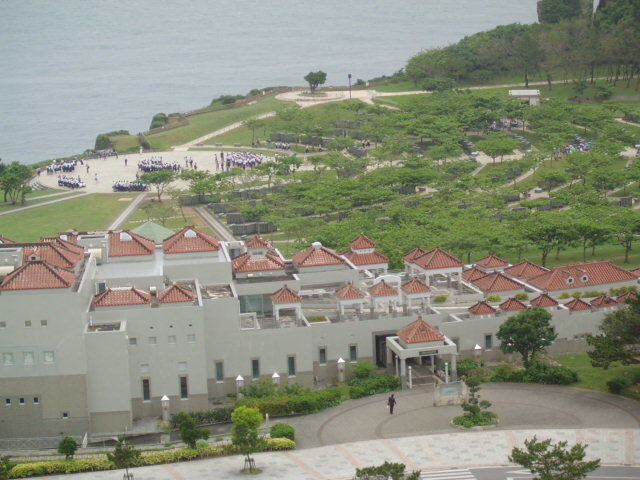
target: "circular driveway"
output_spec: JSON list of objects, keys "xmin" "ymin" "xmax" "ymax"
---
[{"xmin": 285, "ymin": 383, "xmax": 640, "ymax": 449}]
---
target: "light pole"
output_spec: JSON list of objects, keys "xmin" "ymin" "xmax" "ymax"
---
[
  {"xmin": 473, "ymin": 344, "xmax": 482, "ymax": 366},
  {"xmin": 236, "ymin": 375, "xmax": 244, "ymax": 397},
  {"xmin": 272, "ymin": 372, "xmax": 280, "ymax": 385},
  {"xmin": 337, "ymin": 357, "xmax": 346, "ymax": 383},
  {"xmin": 348, "ymin": 74, "xmax": 352, "ymax": 99}
]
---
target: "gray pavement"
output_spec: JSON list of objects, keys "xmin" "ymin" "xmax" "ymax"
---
[{"xmin": 18, "ymin": 384, "xmax": 640, "ymax": 479}]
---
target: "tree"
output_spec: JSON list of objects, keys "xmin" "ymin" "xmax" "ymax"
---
[
  {"xmin": 243, "ymin": 117, "xmax": 266, "ymax": 144},
  {"xmin": 303, "ymin": 70, "xmax": 327, "ymax": 92},
  {"xmin": 57, "ymin": 436, "xmax": 78, "ymax": 460},
  {"xmin": 0, "ymin": 162, "xmax": 33, "ymax": 204},
  {"xmin": 497, "ymin": 307, "xmax": 557, "ymax": 368},
  {"xmin": 172, "ymin": 412, "xmax": 209, "ymax": 449},
  {"xmin": 587, "ymin": 297, "xmax": 640, "ymax": 369},
  {"xmin": 231, "ymin": 406, "xmax": 264, "ymax": 473},
  {"xmin": 510, "ymin": 436, "xmax": 600, "ymax": 480},
  {"xmin": 107, "ymin": 436, "xmax": 141, "ymax": 480},
  {"xmin": 140, "ymin": 169, "xmax": 176, "ymax": 202},
  {"xmin": 609, "ymin": 208, "xmax": 640, "ymax": 263},
  {"xmin": 476, "ymin": 132, "xmax": 520, "ymax": 164}
]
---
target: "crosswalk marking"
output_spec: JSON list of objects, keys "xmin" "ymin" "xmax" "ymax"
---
[{"xmin": 421, "ymin": 468, "xmax": 476, "ymax": 480}]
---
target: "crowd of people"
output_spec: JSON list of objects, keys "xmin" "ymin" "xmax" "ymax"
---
[
  {"xmin": 137, "ymin": 157, "xmax": 181, "ymax": 173},
  {"xmin": 563, "ymin": 137, "xmax": 592, "ymax": 154},
  {"xmin": 112, "ymin": 180, "xmax": 149, "ymax": 192},
  {"xmin": 46, "ymin": 160, "xmax": 78, "ymax": 174},
  {"xmin": 57, "ymin": 176, "xmax": 86, "ymax": 189},
  {"xmin": 215, "ymin": 151, "xmax": 270, "ymax": 171}
]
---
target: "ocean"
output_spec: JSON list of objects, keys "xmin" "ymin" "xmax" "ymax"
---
[{"xmin": 0, "ymin": 0, "xmax": 537, "ymax": 165}]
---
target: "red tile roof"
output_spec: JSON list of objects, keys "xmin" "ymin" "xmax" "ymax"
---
[
  {"xmin": 589, "ymin": 294, "xmax": 618, "ymax": 308},
  {"xmin": 629, "ymin": 267, "xmax": 640, "ymax": 277},
  {"xmin": 270, "ymin": 285, "xmax": 301, "ymax": 304},
  {"xmin": 109, "ymin": 230, "xmax": 155, "ymax": 257},
  {"xmin": 163, "ymin": 226, "xmax": 220, "ymax": 254},
  {"xmin": 93, "ymin": 287, "xmax": 151, "ymax": 307},
  {"xmin": 564, "ymin": 297, "xmax": 592, "ymax": 311},
  {"xmin": 397, "ymin": 317, "xmax": 445, "ymax": 344},
  {"xmin": 499, "ymin": 297, "xmax": 528, "ymax": 311},
  {"xmin": 335, "ymin": 283, "xmax": 366, "ymax": 300},
  {"xmin": 0, "ymin": 260, "xmax": 76, "ymax": 290},
  {"xmin": 350, "ymin": 233, "xmax": 377, "ymax": 250},
  {"xmin": 530, "ymin": 293, "xmax": 559, "ymax": 307},
  {"xmin": 409, "ymin": 247, "xmax": 463, "ymax": 270},
  {"xmin": 462, "ymin": 267, "xmax": 488, "ymax": 282},
  {"xmin": 401, "ymin": 278, "xmax": 431, "ymax": 295},
  {"xmin": 475, "ymin": 254, "xmax": 509, "ymax": 269},
  {"xmin": 617, "ymin": 291, "xmax": 638, "ymax": 304},
  {"xmin": 368, "ymin": 279, "xmax": 398, "ymax": 297},
  {"xmin": 528, "ymin": 261, "xmax": 638, "ymax": 292},
  {"xmin": 21, "ymin": 243, "xmax": 83, "ymax": 269},
  {"xmin": 504, "ymin": 260, "xmax": 549, "ymax": 280},
  {"xmin": 246, "ymin": 236, "xmax": 270, "ymax": 249},
  {"xmin": 232, "ymin": 252, "xmax": 285, "ymax": 273},
  {"xmin": 472, "ymin": 272, "xmax": 524, "ymax": 293},
  {"xmin": 158, "ymin": 285, "xmax": 195, "ymax": 304},
  {"xmin": 341, "ymin": 250, "xmax": 389, "ymax": 266},
  {"xmin": 292, "ymin": 243, "xmax": 345, "ymax": 268},
  {"xmin": 0, "ymin": 235, "xmax": 16, "ymax": 244},
  {"xmin": 404, "ymin": 247, "xmax": 427, "ymax": 263},
  {"xmin": 468, "ymin": 301, "xmax": 497, "ymax": 315}
]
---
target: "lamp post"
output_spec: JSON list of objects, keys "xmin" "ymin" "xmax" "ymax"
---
[
  {"xmin": 337, "ymin": 357, "xmax": 346, "ymax": 383},
  {"xmin": 236, "ymin": 375, "xmax": 244, "ymax": 397},
  {"xmin": 445, "ymin": 362, "xmax": 449, "ymax": 384},
  {"xmin": 473, "ymin": 344, "xmax": 482, "ymax": 365},
  {"xmin": 272, "ymin": 372, "xmax": 280, "ymax": 385},
  {"xmin": 408, "ymin": 365, "xmax": 413, "ymax": 389},
  {"xmin": 348, "ymin": 74, "xmax": 352, "ymax": 99},
  {"xmin": 161, "ymin": 395, "xmax": 170, "ymax": 423}
]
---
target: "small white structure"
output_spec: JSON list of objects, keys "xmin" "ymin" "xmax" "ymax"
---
[{"xmin": 508, "ymin": 89, "xmax": 541, "ymax": 106}]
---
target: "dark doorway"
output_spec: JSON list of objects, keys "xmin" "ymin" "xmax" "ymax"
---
[{"xmin": 374, "ymin": 333, "xmax": 396, "ymax": 367}]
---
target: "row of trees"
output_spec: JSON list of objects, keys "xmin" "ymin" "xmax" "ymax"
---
[{"xmin": 0, "ymin": 161, "xmax": 32, "ymax": 205}]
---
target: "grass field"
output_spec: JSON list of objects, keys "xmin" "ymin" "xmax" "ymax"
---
[
  {"xmin": 0, "ymin": 191, "xmax": 83, "ymax": 213},
  {"xmin": 110, "ymin": 134, "xmax": 140, "ymax": 153},
  {"xmin": 556, "ymin": 353, "xmax": 640, "ymax": 400},
  {"xmin": 146, "ymin": 97, "xmax": 285, "ymax": 151},
  {"xmin": 0, "ymin": 194, "xmax": 135, "ymax": 241},
  {"xmin": 121, "ymin": 202, "xmax": 213, "ymax": 234}
]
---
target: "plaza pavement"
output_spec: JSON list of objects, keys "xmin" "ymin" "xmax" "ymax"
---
[{"xmin": 24, "ymin": 384, "xmax": 640, "ymax": 479}]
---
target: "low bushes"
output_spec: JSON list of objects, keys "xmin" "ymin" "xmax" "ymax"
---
[
  {"xmin": 432, "ymin": 295, "xmax": 448, "ymax": 303},
  {"xmin": 238, "ymin": 387, "xmax": 345, "ymax": 416},
  {"xmin": 355, "ymin": 461, "xmax": 420, "ymax": 480},
  {"xmin": 452, "ymin": 410, "xmax": 498, "ymax": 428},
  {"xmin": 607, "ymin": 378, "xmax": 630, "ymax": 394},
  {"xmin": 7, "ymin": 439, "xmax": 295, "ymax": 478},
  {"xmin": 483, "ymin": 362, "xmax": 578, "ymax": 385},
  {"xmin": 170, "ymin": 406, "xmax": 234, "ymax": 428},
  {"xmin": 349, "ymin": 375, "xmax": 401, "ymax": 399},
  {"xmin": 270, "ymin": 423, "xmax": 295, "ymax": 441}
]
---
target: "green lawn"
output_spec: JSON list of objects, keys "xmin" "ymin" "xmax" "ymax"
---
[
  {"xmin": 556, "ymin": 353, "xmax": 640, "ymax": 400},
  {"xmin": 110, "ymin": 134, "xmax": 140, "ymax": 153},
  {"xmin": 121, "ymin": 203, "xmax": 214, "ymax": 235},
  {"xmin": 0, "ymin": 194, "xmax": 135, "ymax": 241},
  {"xmin": 0, "ymin": 191, "xmax": 83, "ymax": 213},
  {"xmin": 146, "ymin": 97, "xmax": 285, "ymax": 151}
]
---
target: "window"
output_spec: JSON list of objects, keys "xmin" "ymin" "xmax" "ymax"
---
[
  {"xmin": 43, "ymin": 351, "xmax": 54, "ymax": 364},
  {"xmin": 484, "ymin": 334, "xmax": 493, "ymax": 350},
  {"xmin": 140, "ymin": 364, "xmax": 149, "ymax": 374},
  {"xmin": 23, "ymin": 352, "xmax": 34, "ymax": 366},
  {"xmin": 62, "ymin": 412, "xmax": 69, "ymax": 419},
  {"xmin": 3, "ymin": 353, "xmax": 14, "ymax": 366},
  {"xmin": 5, "ymin": 399, "xmax": 10, "ymax": 406},
  {"xmin": 178, "ymin": 362, "xmax": 187, "ymax": 372},
  {"xmin": 24, "ymin": 320, "xmax": 32, "ymax": 328},
  {"xmin": 179, "ymin": 376, "xmax": 188, "ymax": 399},
  {"xmin": 40, "ymin": 320, "xmax": 48, "ymax": 327},
  {"xmin": 215, "ymin": 361, "xmax": 224, "ymax": 382},
  {"xmin": 251, "ymin": 359, "xmax": 260, "ymax": 379},
  {"xmin": 287, "ymin": 355, "xmax": 296, "ymax": 376},
  {"xmin": 0, "ymin": 321, "xmax": 6, "ymax": 329},
  {"xmin": 187, "ymin": 334, "xmax": 196, "ymax": 343},
  {"xmin": 33, "ymin": 397, "xmax": 39, "ymax": 405},
  {"xmin": 319, "ymin": 347, "xmax": 327, "ymax": 366},
  {"xmin": 148, "ymin": 336, "xmax": 157, "ymax": 345},
  {"xmin": 129, "ymin": 337, "xmax": 137, "ymax": 346},
  {"xmin": 142, "ymin": 379, "xmax": 151, "ymax": 402},
  {"xmin": 19, "ymin": 398, "xmax": 24, "ymax": 406},
  {"xmin": 168, "ymin": 335, "xmax": 177, "ymax": 344},
  {"xmin": 349, "ymin": 345, "xmax": 358, "ymax": 363}
]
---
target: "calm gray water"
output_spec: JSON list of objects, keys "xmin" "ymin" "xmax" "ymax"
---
[{"xmin": 0, "ymin": 1, "xmax": 537, "ymax": 165}]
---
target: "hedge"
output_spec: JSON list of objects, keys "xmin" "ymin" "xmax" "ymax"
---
[
  {"xmin": 8, "ymin": 439, "xmax": 295, "ymax": 478},
  {"xmin": 170, "ymin": 406, "xmax": 234, "ymax": 428},
  {"xmin": 270, "ymin": 423, "xmax": 295, "ymax": 441},
  {"xmin": 237, "ymin": 388, "xmax": 344, "ymax": 416},
  {"xmin": 489, "ymin": 362, "xmax": 578, "ymax": 385},
  {"xmin": 349, "ymin": 375, "xmax": 401, "ymax": 399}
]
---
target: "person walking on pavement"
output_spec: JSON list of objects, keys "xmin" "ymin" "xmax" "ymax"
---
[{"xmin": 388, "ymin": 393, "xmax": 396, "ymax": 414}]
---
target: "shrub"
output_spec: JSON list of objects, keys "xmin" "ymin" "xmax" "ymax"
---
[
  {"xmin": 57, "ymin": 437, "xmax": 78, "ymax": 460},
  {"xmin": 610, "ymin": 285, "xmax": 637, "ymax": 296},
  {"xmin": 0, "ymin": 456, "xmax": 13, "ymax": 480},
  {"xmin": 241, "ymin": 377, "xmax": 279, "ymax": 398},
  {"xmin": 457, "ymin": 359, "xmax": 481, "ymax": 378},
  {"xmin": 349, "ymin": 375, "xmax": 400, "ymax": 399},
  {"xmin": 350, "ymin": 361, "xmax": 377, "ymax": 380},
  {"xmin": 514, "ymin": 293, "xmax": 529, "ymax": 301},
  {"xmin": 94, "ymin": 133, "xmax": 112, "ymax": 150},
  {"xmin": 571, "ymin": 291, "xmax": 582, "ymax": 298},
  {"xmin": 8, "ymin": 458, "xmax": 112, "ymax": 478},
  {"xmin": 150, "ymin": 113, "xmax": 168, "ymax": 129},
  {"xmin": 452, "ymin": 410, "xmax": 498, "ymax": 428},
  {"xmin": 607, "ymin": 378, "xmax": 630, "ymax": 394},
  {"xmin": 356, "ymin": 461, "xmax": 420, "ymax": 480},
  {"xmin": 270, "ymin": 423, "xmax": 295, "ymax": 441},
  {"xmin": 263, "ymin": 437, "xmax": 296, "ymax": 451},
  {"xmin": 582, "ymin": 291, "xmax": 605, "ymax": 298},
  {"xmin": 433, "ymin": 295, "xmax": 448, "ymax": 303},
  {"xmin": 558, "ymin": 292, "xmax": 571, "ymax": 299},
  {"xmin": 486, "ymin": 295, "xmax": 501, "ymax": 302},
  {"xmin": 238, "ymin": 388, "xmax": 344, "ymax": 416},
  {"xmin": 490, "ymin": 362, "xmax": 578, "ymax": 385}
]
